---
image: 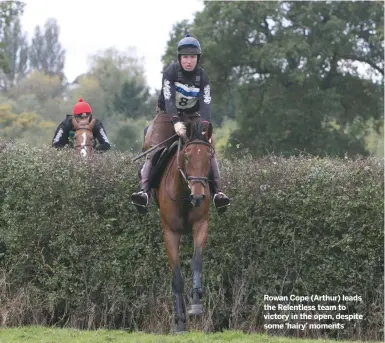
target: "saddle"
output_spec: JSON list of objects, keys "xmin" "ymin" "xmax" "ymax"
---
[{"xmin": 148, "ymin": 139, "xmax": 180, "ymax": 189}]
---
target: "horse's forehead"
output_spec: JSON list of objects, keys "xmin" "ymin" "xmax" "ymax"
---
[
  {"xmin": 76, "ymin": 118, "xmax": 90, "ymax": 126},
  {"xmin": 75, "ymin": 128, "xmax": 93, "ymax": 139}
]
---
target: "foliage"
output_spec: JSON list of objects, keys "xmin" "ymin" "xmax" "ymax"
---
[
  {"xmin": 11, "ymin": 70, "xmax": 63, "ymax": 103},
  {"xmin": 212, "ymin": 118, "xmax": 238, "ymax": 157},
  {"xmin": 85, "ymin": 47, "xmax": 148, "ymax": 116},
  {"xmin": 69, "ymin": 75, "xmax": 106, "ymax": 118},
  {"xmin": 161, "ymin": 19, "xmax": 193, "ymax": 68},
  {"xmin": 113, "ymin": 80, "xmax": 151, "ymax": 120},
  {"xmin": 163, "ymin": 1, "xmax": 384, "ymax": 157},
  {"xmin": 0, "ymin": 326, "xmax": 381, "ymax": 343},
  {"xmin": 105, "ymin": 115, "xmax": 148, "ymax": 152},
  {"xmin": 0, "ymin": 103, "xmax": 55, "ymax": 144},
  {"xmin": 29, "ymin": 18, "xmax": 66, "ymax": 78},
  {"xmin": 0, "ymin": 142, "xmax": 382, "ymax": 341},
  {"xmin": 0, "ymin": 1, "xmax": 25, "ymax": 74},
  {"xmin": 365, "ymin": 118, "xmax": 384, "ymax": 157},
  {"xmin": 0, "ymin": 16, "xmax": 28, "ymax": 90}
]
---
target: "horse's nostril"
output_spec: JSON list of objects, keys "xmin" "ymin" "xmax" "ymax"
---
[
  {"xmin": 190, "ymin": 194, "xmax": 204, "ymax": 200},
  {"xmin": 190, "ymin": 194, "xmax": 205, "ymax": 207}
]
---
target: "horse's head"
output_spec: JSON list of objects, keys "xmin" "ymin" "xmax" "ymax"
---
[
  {"xmin": 72, "ymin": 117, "xmax": 96, "ymax": 157},
  {"xmin": 182, "ymin": 120, "xmax": 214, "ymax": 207}
]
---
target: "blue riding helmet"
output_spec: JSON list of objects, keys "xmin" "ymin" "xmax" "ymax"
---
[{"xmin": 177, "ymin": 34, "xmax": 202, "ymax": 55}]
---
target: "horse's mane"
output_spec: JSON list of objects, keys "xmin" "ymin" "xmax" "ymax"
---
[
  {"xmin": 73, "ymin": 117, "xmax": 95, "ymax": 130},
  {"xmin": 76, "ymin": 118, "xmax": 91, "ymax": 128},
  {"xmin": 186, "ymin": 121, "xmax": 210, "ymax": 143}
]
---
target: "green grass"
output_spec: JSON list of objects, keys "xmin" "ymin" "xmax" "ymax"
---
[{"xmin": 0, "ymin": 326, "xmax": 381, "ymax": 343}]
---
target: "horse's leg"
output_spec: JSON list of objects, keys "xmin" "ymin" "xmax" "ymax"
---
[
  {"xmin": 163, "ymin": 227, "xmax": 187, "ymax": 333},
  {"xmin": 188, "ymin": 219, "xmax": 208, "ymax": 316}
]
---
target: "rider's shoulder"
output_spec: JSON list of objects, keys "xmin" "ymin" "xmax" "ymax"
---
[
  {"xmin": 198, "ymin": 66, "xmax": 208, "ymax": 76},
  {"xmin": 63, "ymin": 114, "xmax": 73, "ymax": 125},
  {"xmin": 93, "ymin": 118, "xmax": 104, "ymax": 128},
  {"xmin": 163, "ymin": 61, "xmax": 178, "ymax": 77}
]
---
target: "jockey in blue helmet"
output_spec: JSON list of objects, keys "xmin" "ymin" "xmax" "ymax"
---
[{"xmin": 131, "ymin": 34, "xmax": 231, "ymax": 214}]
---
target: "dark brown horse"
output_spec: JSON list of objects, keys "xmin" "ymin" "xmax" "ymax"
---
[
  {"xmin": 151, "ymin": 120, "xmax": 214, "ymax": 333},
  {"xmin": 72, "ymin": 117, "xmax": 96, "ymax": 157}
]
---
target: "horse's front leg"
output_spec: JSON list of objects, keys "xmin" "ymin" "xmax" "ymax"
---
[
  {"xmin": 188, "ymin": 219, "xmax": 208, "ymax": 316},
  {"xmin": 162, "ymin": 227, "xmax": 187, "ymax": 333}
]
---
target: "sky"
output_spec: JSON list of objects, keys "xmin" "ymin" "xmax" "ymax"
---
[{"xmin": 20, "ymin": 0, "xmax": 205, "ymax": 93}]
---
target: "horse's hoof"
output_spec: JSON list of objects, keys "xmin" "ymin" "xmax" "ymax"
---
[{"xmin": 187, "ymin": 304, "xmax": 203, "ymax": 315}]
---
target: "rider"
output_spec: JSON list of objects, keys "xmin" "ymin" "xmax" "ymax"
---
[
  {"xmin": 131, "ymin": 34, "xmax": 231, "ymax": 214},
  {"xmin": 52, "ymin": 98, "xmax": 111, "ymax": 151}
]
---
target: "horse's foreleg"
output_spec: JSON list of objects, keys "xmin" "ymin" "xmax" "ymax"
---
[
  {"xmin": 188, "ymin": 220, "xmax": 208, "ymax": 316},
  {"xmin": 163, "ymin": 228, "xmax": 187, "ymax": 333}
]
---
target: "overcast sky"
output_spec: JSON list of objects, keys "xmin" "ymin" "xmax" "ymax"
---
[{"xmin": 20, "ymin": 0, "xmax": 205, "ymax": 93}]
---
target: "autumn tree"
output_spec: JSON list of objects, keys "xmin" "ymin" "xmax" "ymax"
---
[{"xmin": 29, "ymin": 18, "xmax": 66, "ymax": 78}]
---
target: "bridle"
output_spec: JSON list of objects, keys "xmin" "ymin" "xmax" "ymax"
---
[
  {"xmin": 165, "ymin": 136, "xmax": 214, "ymax": 202},
  {"xmin": 177, "ymin": 137, "xmax": 213, "ymax": 189}
]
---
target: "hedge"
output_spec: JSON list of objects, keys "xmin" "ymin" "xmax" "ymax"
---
[{"xmin": 0, "ymin": 141, "xmax": 383, "ymax": 341}]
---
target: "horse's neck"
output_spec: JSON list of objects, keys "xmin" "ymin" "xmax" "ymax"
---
[{"xmin": 169, "ymin": 150, "xmax": 188, "ymax": 195}]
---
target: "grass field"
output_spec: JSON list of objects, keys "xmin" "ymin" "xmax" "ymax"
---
[{"xmin": 0, "ymin": 326, "xmax": 381, "ymax": 343}]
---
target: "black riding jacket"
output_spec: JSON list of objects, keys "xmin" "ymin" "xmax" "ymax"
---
[
  {"xmin": 157, "ymin": 62, "xmax": 212, "ymax": 124},
  {"xmin": 52, "ymin": 115, "xmax": 111, "ymax": 151}
]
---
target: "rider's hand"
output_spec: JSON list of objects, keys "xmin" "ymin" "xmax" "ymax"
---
[{"xmin": 174, "ymin": 122, "xmax": 186, "ymax": 139}]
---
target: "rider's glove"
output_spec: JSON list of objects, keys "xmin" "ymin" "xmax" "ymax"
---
[{"xmin": 174, "ymin": 122, "xmax": 186, "ymax": 139}]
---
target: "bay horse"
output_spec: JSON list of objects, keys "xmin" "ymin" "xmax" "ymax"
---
[
  {"xmin": 152, "ymin": 120, "xmax": 214, "ymax": 333},
  {"xmin": 72, "ymin": 117, "xmax": 96, "ymax": 157}
]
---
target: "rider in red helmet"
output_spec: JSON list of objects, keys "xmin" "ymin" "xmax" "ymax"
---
[
  {"xmin": 52, "ymin": 98, "xmax": 111, "ymax": 151},
  {"xmin": 131, "ymin": 34, "xmax": 231, "ymax": 214}
]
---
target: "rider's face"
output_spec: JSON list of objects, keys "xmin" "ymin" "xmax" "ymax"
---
[
  {"xmin": 180, "ymin": 55, "xmax": 198, "ymax": 71},
  {"xmin": 75, "ymin": 113, "xmax": 91, "ymax": 122}
]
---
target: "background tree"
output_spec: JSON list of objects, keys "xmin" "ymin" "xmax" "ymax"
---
[
  {"xmin": 86, "ymin": 47, "xmax": 147, "ymax": 116},
  {"xmin": 67, "ymin": 46, "xmax": 155, "ymax": 151},
  {"xmin": 0, "ymin": 1, "xmax": 25, "ymax": 75},
  {"xmin": 163, "ymin": 1, "xmax": 384, "ymax": 157},
  {"xmin": 0, "ymin": 16, "xmax": 28, "ymax": 91},
  {"xmin": 29, "ymin": 18, "xmax": 66, "ymax": 78},
  {"xmin": 113, "ymin": 79, "xmax": 151, "ymax": 119},
  {"xmin": 161, "ymin": 20, "xmax": 192, "ymax": 67}
]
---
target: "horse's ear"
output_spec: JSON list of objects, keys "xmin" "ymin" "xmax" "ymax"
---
[
  {"xmin": 201, "ymin": 121, "xmax": 213, "ymax": 140},
  {"xmin": 88, "ymin": 117, "xmax": 96, "ymax": 130},
  {"xmin": 72, "ymin": 118, "xmax": 79, "ymax": 130},
  {"xmin": 206, "ymin": 122, "xmax": 213, "ymax": 140},
  {"xmin": 185, "ymin": 121, "xmax": 193, "ymax": 140}
]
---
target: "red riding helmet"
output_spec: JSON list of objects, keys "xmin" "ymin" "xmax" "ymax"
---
[{"xmin": 73, "ymin": 98, "xmax": 92, "ymax": 116}]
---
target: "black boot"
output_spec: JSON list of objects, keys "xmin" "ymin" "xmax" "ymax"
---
[
  {"xmin": 210, "ymin": 157, "xmax": 230, "ymax": 214},
  {"xmin": 131, "ymin": 159, "xmax": 152, "ymax": 214}
]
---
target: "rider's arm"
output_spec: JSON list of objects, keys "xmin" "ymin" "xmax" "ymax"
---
[
  {"xmin": 162, "ymin": 64, "xmax": 180, "ymax": 124},
  {"xmin": 199, "ymin": 70, "xmax": 212, "ymax": 123},
  {"xmin": 52, "ymin": 116, "xmax": 71, "ymax": 148},
  {"xmin": 93, "ymin": 120, "xmax": 111, "ymax": 151}
]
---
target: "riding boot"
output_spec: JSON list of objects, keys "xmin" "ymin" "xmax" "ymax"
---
[
  {"xmin": 131, "ymin": 159, "xmax": 152, "ymax": 213},
  {"xmin": 210, "ymin": 157, "xmax": 231, "ymax": 214}
]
